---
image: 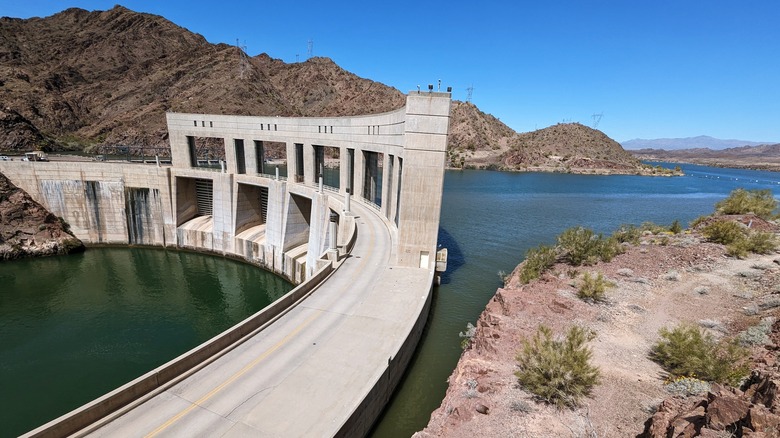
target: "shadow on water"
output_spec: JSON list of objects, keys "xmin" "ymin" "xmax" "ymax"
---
[{"xmin": 436, "ymin": 227, "xmax": 464, "ymax": 285}]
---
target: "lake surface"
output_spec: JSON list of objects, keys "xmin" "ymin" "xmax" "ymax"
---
[
  {"xmin": 2, "ymin": 163, "xmax": 779, "ymax": 437},
  {"xmin": 0, "ymin": 248, "xmax": 292, "ymax": 437},
  {"xmin": 370, "ymin": 162, "xmax": 780, "ymax": 437}
]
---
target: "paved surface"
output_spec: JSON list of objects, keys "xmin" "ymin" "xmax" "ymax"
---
[{"xmin": 83, "ymin": 200, "xmax": 432, "ymax": 437}]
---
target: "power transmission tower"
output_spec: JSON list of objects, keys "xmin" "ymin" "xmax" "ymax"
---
[
  {"xmin": 591, "ymin": 112, "xmax": 604, "ymax": 129},
  {"xmin": 236, "ymin": 39, "xmax": 250, "ymax": 79},
  {"xmin": 466, "ymin": 85, "xmax": 474, "ymax": 103},
  {"xmin": 307, "ymin": 39, "xmax": 313, "ymax": 58}
]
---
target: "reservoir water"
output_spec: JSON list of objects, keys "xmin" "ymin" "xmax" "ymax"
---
[
  {"xmin": 1, "ymin": 163, "xmax": 779, "ymax": 436},
  {"xmin": 0, "ymin": 248, "xmax": 292, "ymax": 437}
]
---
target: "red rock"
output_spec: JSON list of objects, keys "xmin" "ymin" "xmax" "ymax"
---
[{"xmin": 706, "ymin": 395, "xmax": 751, "ymax": 430}]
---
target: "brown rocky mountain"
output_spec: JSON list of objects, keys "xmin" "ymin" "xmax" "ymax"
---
[
  {"xmin": 0, "ymin": 5, "xmax": 645, "ymax": 174},
  {"xmin": 632, "ymin": 143, "xmax": 780, "ymax": 172},
  {"xmin": 0, "ymin": 173, "xmax": 84, "ymax": 259}
]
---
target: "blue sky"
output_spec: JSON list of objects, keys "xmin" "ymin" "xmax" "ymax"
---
[{"xmin": 4, "ymin": 1, "xmax": 779, "ymax": 143}]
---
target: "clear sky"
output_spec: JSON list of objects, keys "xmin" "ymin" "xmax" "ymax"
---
[{"xmin": 3, "ymin": 1, "xmax": 779, "ymax": 143}]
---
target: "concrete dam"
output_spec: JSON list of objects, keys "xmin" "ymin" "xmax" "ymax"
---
[{"xmin": 1, "ymin": 91, "xmax": 451, "ymax": 437}]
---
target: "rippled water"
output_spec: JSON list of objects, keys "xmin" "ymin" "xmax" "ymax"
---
[
  {"xmin": 370, "ymin": 163, "xmax": 780, "ymax": 437},
  {"xmin": 0, "ymin": 248, "xmax": 292, "ymax": 437}
]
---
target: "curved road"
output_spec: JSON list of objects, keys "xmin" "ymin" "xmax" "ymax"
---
[{"xmin": 81, "ymin": 199, "xmax": 432, "ymax": 437}]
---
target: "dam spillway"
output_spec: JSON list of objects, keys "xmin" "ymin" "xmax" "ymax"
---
[{"xmin": 0, "ymin": 90, "xmax": 451, "ymax": 437}]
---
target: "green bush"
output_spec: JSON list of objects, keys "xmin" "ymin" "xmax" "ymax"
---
[
  {"xmin": 650, "ymin": 324, "xmax": 749, "ymax": 386},
  {"xmin": 612, "ymin": 224, "xmax": 641, "ymax": 244},
  {"xmin": 578, "ymin": 272, "xmax": 613, "ymax": 303},
  {"xmin": 557, "ymin": 227, "xmax": 621, "ymax": 266},
  {"xmin": 745, "ymin": 231, "xmax": 778, "ymax": 254},
  {"xmin": 515, "ymin": 325, "xmax": 600, "ymax": 408},
  {"xmin": 669, "ymin": 220, "xmax": 683, "ymax": 234},
  {"xmin": 701, "ymin": 220, "xmax": 745, "ymax": 245},
  {"xmin": 519, "ymin": 244, "xmax": 557, "ymax": 284},
  {"xmin": 715, "ymin": 188, "xmax": 778, "ymax": 219}
]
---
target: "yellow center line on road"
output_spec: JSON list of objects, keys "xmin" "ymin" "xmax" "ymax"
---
[
  {"xmin": 144, "ymin": 310, "xmax": 320, "ymax": 437},
  {"xmin": 145, "ymin": 203, "xmax": 380, "ymax": 437}
]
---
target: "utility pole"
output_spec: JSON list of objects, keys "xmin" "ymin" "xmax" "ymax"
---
[
  {"xmin": 236, "ymin": 39, "xmax": 250, "ymax": 79},
  {"xmin": 591, "ymin": 112, "xmax": 604, "ymax": 129},
  {"xmin": 466, "ymin": 85, "xmax": 474, "ymax": 103},
  {"xmin": 307, "ymin": 39, "xmax": 314, "ymax": 58}
]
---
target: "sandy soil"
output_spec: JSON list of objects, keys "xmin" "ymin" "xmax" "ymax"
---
[{"xmin": 415, "ymin": 226, "xmax": 780, "ymax": 438}]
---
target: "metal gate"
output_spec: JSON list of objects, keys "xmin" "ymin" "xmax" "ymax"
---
[{"xmin": 195, "ymin": 179, "xmax": 213, "ymax": 216}]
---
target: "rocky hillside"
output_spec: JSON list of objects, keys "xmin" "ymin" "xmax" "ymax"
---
[
  {"xmin": 0, "ymin": 173, "xmax": 84, "ymax": 259},
  {"xmin": 0, "ymin": 6, "xmax": 645, "ymax": 174},
  {"xmin": 0, "ymin": 5, "xmax": 505, "ymax": 156},
  {"xmin": 498, "ymin": 122, "xmax": 652, "ymax": 174},
  {"xmin": 632, "ymin": 143, "xmax": 780, "ymax": 172}
]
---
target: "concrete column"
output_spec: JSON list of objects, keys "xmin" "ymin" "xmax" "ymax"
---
[
  {"xmin": 381, "ymin": 153, "xmax": 392, "ymax": 217},
  {"xmin": 224, "ymin": 138, "xmax": 238, "ymax": 174},
  {"xmin": 303, "ymin": 143, "xmax": 316, "ymax": 186},
  {"xmin": 166, "ymin": 114, "xmax": 192, "ymax": 169},
  {"xmin": 285, "ymin": 142, "xmax": 297, "ymax": 181},
  {"xmin": 211, "ymin": 173, "xmax": 235, "ymax": 254},
  {"xmin": 387, "ymin": 155, "xmax": 399, "ymax": 223},
  {"xmin": 339, "ymin": 146, "xmax": 350, "ymax": 196},
  {"xmin": 353, "ymin": 149, "xmax": 365, "ymax": 204},
  {"xmin": 246, "ymin": 140, "xmax": 259, "ymax": 174},
  {"xmin": 397, "ymin": 92, "xmax": 451, "ymax": 269}
]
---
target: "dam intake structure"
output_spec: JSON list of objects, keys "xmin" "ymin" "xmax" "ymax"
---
[{"xmin": 1, "ymin": 90, "xmax": 451, "ymax": 437}]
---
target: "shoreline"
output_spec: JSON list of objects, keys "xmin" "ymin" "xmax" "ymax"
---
[{"xmin": 415, "ymin": 221, "xmax": 780, "ymax": 437}]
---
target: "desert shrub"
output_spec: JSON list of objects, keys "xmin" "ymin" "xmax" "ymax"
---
[
  {"xmin": 651, "ymin": 324, "xmax": 749, "ymax": 385},
  {"xmin": 725, "ymin": 233, "xmax": 777, "ymax": 259},
  {"xmin": 640, "ymin": 221, "xmax": 668, "ymax": 234},
  {"xmin": 745, "ymin": 231, "xmax": 778, "ymax": 254},
  {"xmin": 515, "ymin": 325, "xmax": 600, "ymax": 408},
  {"xmin": 690, "ymin": 215, "xmax": 709, "ymax": 228},
  {"xmin": 715, "ymin": 188, "xmax": 778, "ymax": 219},
  {"xmin": 701, "ymin": 220, "xmax": 745, "ymax": 245},
  {"xmin": 738, "ymin": 318, "xmax": 775, "ymax": 346},
  {"xmin": 459, "ymin": 322, "xmax": 476, "ymax": 349},
  {"xmin": 597, "ymin": 236, "xmax": 624, "ymax": 262},
  {"xmin": 558, "ymin": 227, "xmax": 600, "ymax": 266},
  {"xmin": 557, "ymin": 227, "xmax": 621, "ymax": 266},
  {"xmin": 519, "ymin": 244, "xmax": 557, "ymax": 284},
  {"xmin": 612, "ymin": 224, "xmax": 641, "ymax": 244},
  {"xmin": 578, "ymin": 272, "xmax": 613, "ymax": 303},
  {"xmin": 664, "ymin": 376, "xmax": 711, "ymax": 396},
  {"xmin": 669, "ymin": 220, "xmax": 683, "ymax": 234}
]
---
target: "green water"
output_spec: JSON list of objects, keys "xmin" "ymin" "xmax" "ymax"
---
[{"xmin": 0, "ymin": 247, "xmax": 292, "ymax": 437}]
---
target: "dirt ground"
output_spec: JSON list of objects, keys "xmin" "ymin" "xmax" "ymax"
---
[{"xmin": 415, "ymin": 226, "xmax": 780, "ymax": 438}]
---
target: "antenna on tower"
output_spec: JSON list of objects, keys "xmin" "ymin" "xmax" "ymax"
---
[
  {"xmin": 466, "ymin": 84, "xmax": 474, "ymax": 103},
  {"xmin": 236, "ymin": 39, "xmax": 250, "ymax": 79},
  {"xmin": 307, "ymin": 39, "xmax": 314, "ymax": 58},
  {"xmin": 591, "ymin": 112, "xmax": 604, "ymax": 129}
]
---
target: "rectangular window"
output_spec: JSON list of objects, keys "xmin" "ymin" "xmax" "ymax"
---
[
  {"xmin": 193, "ymin": 120, "xmax": 197, "ymax": 127},
  {"xmin": 235, "ymin": 139, "xmax": 246, "ymax": 174}
]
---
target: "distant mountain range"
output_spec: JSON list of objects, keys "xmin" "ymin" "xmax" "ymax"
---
[{"xmin": 621, "ymin": 136, "xmax": 773, "ymax": 151}]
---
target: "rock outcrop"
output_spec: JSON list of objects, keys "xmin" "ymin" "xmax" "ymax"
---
[
  {"xmin": 0, "ymin": 173, "xmax": 84, "ymax": 259},
  {"xmin": 639, "ymin": 373, "xmax": 780, "ymax": 437}
]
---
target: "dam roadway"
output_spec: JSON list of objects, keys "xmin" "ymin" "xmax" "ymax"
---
[{"xmin": 81, "ymin": 198, "xmax": 432, "ymax": 437}]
